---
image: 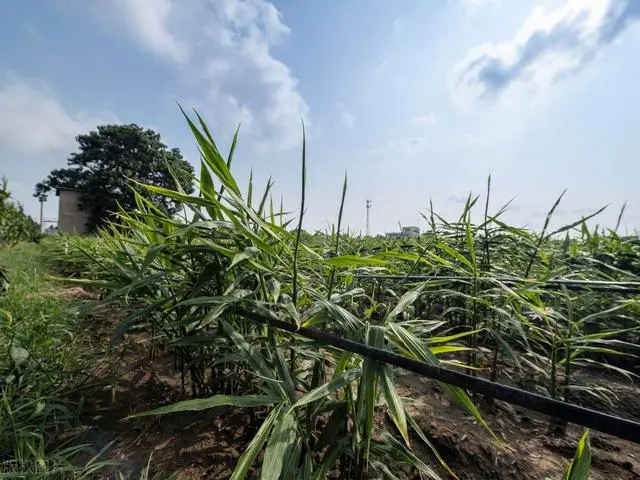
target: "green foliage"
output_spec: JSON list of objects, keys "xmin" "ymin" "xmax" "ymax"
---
[
  {"xmin": 0, "ymin": 243, "xmax": 110, "ymax": 477},
  {"xmin": 0, "ymin": 177, "xmax": 41, "ymax": 246},
  {"xmin": 563, "ymin": 429, "xmax": 592, "ymax": 480},
  {"xmin": 52, "ymin": 110, "xmax": 481, "ymax": 479},
  {"xmin": 34, "ymin": 124, "xmax": 195, "ymax": 232},
  {"xmin": 46, "ymin": 110, "xmax": 640, "ymax": 478}
]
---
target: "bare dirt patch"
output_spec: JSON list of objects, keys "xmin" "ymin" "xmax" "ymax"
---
[
  {"xmin": 398, "ymin": 372, "xmax": 640, "ymax": 480},
  {"xmin": 69, "ymin": 319, "xmax": 640, "ymax": 479},
  {"xmin": 73, "ymin": 331, "xmax": 259, "ymax": 479}
]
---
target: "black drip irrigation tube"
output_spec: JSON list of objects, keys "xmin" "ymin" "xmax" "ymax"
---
[
  {"xmin": 235, "ymin": 308, "xmax": 640, "ymax": 445},
  {"xmin": 354, "ymin": 274, "xmax": 640, "ymax": 295}
]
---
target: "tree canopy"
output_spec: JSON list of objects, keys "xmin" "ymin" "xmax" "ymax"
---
[
  {"xmin": 35, "ymin": 124, "xmax": 194, "ymax": 232},
  {"xmin": 1, "ymin": 177, "xmax": 41, "ymax": 246}
]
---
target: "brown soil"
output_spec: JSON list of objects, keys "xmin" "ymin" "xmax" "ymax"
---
[
  {"xmin": 70, "ymin": 320, "xmax": 640, "ymax": 479},
  {"xmin": 72, "ymin": 331, "xmax": 257, "ymax": 480},
  {"xmin": 398, "ymin": 372, "xmax": 640, "ymax": 480}
]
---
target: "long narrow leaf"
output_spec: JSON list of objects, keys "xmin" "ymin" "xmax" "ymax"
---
[
  {"xmin": 128, "ymin": 395, "xmax": 280, "ymax": 418},
  {"xmin": 231, "ymin": 403, "xmax": 283, "ymax": 480}
]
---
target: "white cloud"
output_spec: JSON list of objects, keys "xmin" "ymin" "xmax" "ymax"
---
[
  {"xmin": 0, "ymin": 77, "xmax": 111, "ymax": 155},
  {"xmin": 453, "ymin": 0, "xmax": 496, "ymax": 9},
  {"xmin": 112, "ymin": 0, "xmax": 309, "ymax": 153},
  {"xmin": 451, "ymin": 0, "xmax": 640, "ymax": 105},
  {"xmin": 407, "ymin": 113, "xmax": 437, "ymax": 127},
  {"xmin": 335, "ymin": 102, "xmax": 355, "ymax": 128},
  {"xmin": 118, "ymin": 0, "xmax": 188, "ymax": 63},
  {"xmin": 387, "ymin": 137, "xmax": 424, "ymax": 153},
  {"xmin": 447, "ymin": 194, "xmax": 469, "ymax": 204},
  {"xmin": 459, "ymin": 0, "xmax": 486, "ymax": 8}
]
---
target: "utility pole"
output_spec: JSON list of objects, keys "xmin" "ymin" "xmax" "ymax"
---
[
  {"xmin": 366, "ymin": 199, "xmax": 371, "ymax": 237},
  {"xmin": 39, "ymin": 198, "xmax": 44, "ymax": 232}
]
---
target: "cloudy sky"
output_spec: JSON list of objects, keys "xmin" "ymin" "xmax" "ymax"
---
[{"xmin": 1, "ymin": 0, "xmax": 639, "ymax": 234}]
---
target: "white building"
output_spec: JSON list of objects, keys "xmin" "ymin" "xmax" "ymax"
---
[
  {"xmin": 401, "ymin": 226, "xmax": 420, "ymax": 237},
  {"xmin": 385, "ymin": 225, "xmax": 420, "ymax": 238}
]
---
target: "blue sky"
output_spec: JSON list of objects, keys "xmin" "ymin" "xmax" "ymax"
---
[{"xmin": 1, "ymin": 0, "xmax": 639, "ymax": 234}]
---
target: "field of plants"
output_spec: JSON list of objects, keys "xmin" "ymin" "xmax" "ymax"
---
[{"xmin": 2, "ymin": 112, "xmax": 640, "ymax": 479}]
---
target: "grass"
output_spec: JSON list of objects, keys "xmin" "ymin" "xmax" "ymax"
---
[{"xmin": 0, "ymin": 242, "xmax": 112, "ymax": 478}]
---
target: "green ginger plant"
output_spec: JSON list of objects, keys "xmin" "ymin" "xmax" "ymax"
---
[{"xmin": 70, "ymin": 110, "xmax": 499, "ymax": 479}]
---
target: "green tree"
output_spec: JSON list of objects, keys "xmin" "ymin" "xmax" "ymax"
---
[
  {"xmin": 1, "ymin": 177, "xmax": 41, "ymax": 246},
  {"xmin": 34, "ymin": 124, "xmax": 194, "ymax": 232}
]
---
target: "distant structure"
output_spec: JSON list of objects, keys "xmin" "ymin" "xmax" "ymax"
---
[
  {"xmin": 56, "ymin": 187, "xmax": 89, "ymax": 234},
  {"xmin": 43, "ymin": 225, "xmax": 59, "ymax": 235},
  {"xmin": 366, "ymin": 199, "xmax": 371, "ymax": 236},
  {"xmin": 402, "ymin": 226, "xmax": 420, "ymax": 236},
  {"xmin": 385, "ymin": 225, "xmax": 420, "ymax": 238}
]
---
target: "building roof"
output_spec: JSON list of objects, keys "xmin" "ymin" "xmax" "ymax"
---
[{"xmin": 55, "ymin": 186, "xmax": 82, "ymax": 196}]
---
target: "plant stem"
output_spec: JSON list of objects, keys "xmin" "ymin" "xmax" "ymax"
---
[
  {"xmin": 327, "ymin": 172, "xmax": 347, "ymax": 300},
  {"xmin": 292, "ymin": 121, "xmax": 306, "ymax": 306}
]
